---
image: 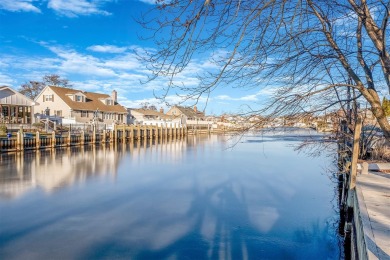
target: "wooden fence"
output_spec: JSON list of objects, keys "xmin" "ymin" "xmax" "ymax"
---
[{"xmin": 0, "ymin": 124, "xmax": 187, "ymax": 153}]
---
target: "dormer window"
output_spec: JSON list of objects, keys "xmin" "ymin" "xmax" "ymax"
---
[
  {"xmin": 67, "ymin": 92, "xmax": 86, "ymax": 102},
  {"xmin": 76, "ymin": 95, "xmax": 83, "ymax": 102},
  {"xmin": 100, "ymin": 98, "xmax": 114, "ymax": 105}
]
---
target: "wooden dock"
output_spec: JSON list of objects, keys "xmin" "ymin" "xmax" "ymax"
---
[
  {"xmin": 351, "ymin": 163, "xmax": 390, "ymax": 259},
  {"xmin": 0, "ymin": 124, "xmax": 187, "ymax": 153}
]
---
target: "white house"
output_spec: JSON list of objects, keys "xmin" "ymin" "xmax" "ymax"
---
[{"xmin": 34, "ymin": 86, "xmax": 128, "ymax": 125}]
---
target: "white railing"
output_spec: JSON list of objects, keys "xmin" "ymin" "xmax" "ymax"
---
[
  {"xmin": 186, "ymin": 120, "xmax": 213, "ymax": 126},
  {"xmin": 134, "ymin": 120, "xmax": 183, "ymax": 127},
  {"xmin": 62, "ymin": 117, "xmax": 76, "ymax": 124}
]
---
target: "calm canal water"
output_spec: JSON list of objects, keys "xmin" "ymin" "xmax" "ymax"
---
[{"xmin": 0, "ymin": 129, "xmax": 342, "ymax": 259}]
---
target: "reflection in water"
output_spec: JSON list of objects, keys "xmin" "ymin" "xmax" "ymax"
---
[
  {"xmin": 0, "ymin": 133, "xmax": 341, "ymax": 259},
  {"xmin": 0, "ymin": 146, "xmax": 120, "ymax": 199}
]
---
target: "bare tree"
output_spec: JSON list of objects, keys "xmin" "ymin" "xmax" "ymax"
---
[
  {"xmin": 140, "ymin": 102, "xmax": 158, "ymax": 110},
  {"xmin": 42, "ymin": 74, "xmax": 72, "ymax": 88},
  {"xmin": 139, "ymin": 0, "xmax": 390, "ymax": 140},
  {"xmin": 18, "ymin": 74, "xmax": 72, "ymax": 100},
  {"xmin": 18, "ymin": 81, "xmax": 44, "ymax": 100}
]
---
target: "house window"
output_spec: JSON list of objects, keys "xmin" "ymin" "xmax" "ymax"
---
[
  {"xmin": 18, "ymin": 107, "xmax": 23, "ymax": 118},
  {"xmin": 81, "ymin": 111, "xmax": 88, "ymax": 117},
  {"xmin": 56, "ymin": 110, "xmax": 62, "ymax": 117},
  {"xmin": 44, "ymin": 95, "xmax": 54, "ymax": 102},
  {"xmin": 2, "ymin": 106, "xmax": 9, "ymax": 117},
  {"xmin": 76, "ymin": 95, "xmax": 83, "ymax": 102}
]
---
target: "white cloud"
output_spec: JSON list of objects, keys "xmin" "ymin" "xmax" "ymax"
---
[
  {"xmin": 47, "ymin": 0, "xmax": 112, "ymax": 17},
  {"xmin": 87, "ymin": 45, "xmax": 127, "ymax": 54},
  {"xmin": 104, "ymin": 54, "xmax": 143, "ymax": 70},
  {"xmin": 0, "ymin": 60, "xmax": 9, "ymax": 68},
  {"xmin": 121, "ymin": 94, "xmax": 208, "ymax": 110},
  {"xmin": 137, "ymin": 0, "xmax": 156, "ymax": 4},
  {"xmin": 215, "ymin": 94, "xmax": 258, "ymax": 102},
  {"xmin": 0, "ymin": 0, "xmax": 41, "ymax": 13},
  {"xmin": 47, "ymin": 46, "xmax": 117, "ymax": 77},
  {"xmin": 0, "ymin": 73, "xmax": 15, "ymax": 86},
  {"xmin": 214, "ymin": 87, "xmax": 278, "ymax": 102}
]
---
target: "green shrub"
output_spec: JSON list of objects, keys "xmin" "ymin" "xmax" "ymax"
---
[
  {"xmin": 32, "ymin": 122, "xmax": 45, "ymax": 129},
  {"xmin": 0, "ymin": 124, "xmax": 7, "ymax": 134}
]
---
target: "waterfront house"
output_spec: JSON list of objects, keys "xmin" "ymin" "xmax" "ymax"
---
[
  {"xmin": 166, "ymin": 105, "xmax": 211, "ymax": 129},
  {"xmin": 0, "ymin": 86, "xmax": 37, "ymax": 124},
  {"xmin": 34, "ymin": 86, "xmax": 128, "ymax": 124},
  {"xmin": 128, "ymin": 107, "xmax": 184, "ymax": 127},
  {"xmin": 166, "ymin": 105, "xmax": 205, "ymax": 121},
  {"xmin": 129, "ymin": 108, "xmax": 169, "ymax": 124}
]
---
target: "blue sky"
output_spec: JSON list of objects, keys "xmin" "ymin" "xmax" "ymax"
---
[{"xmin": 0, "ymin": 0, "xmax": 270, "ymax": 115}]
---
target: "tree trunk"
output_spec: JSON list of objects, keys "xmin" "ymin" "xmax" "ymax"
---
[{"xmin": 366, "ymin": 89, "xmax": 390, "ymax": 141}]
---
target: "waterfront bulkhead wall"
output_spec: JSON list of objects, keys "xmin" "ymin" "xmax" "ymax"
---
[{"xmin": 0, "ymin": 124, "xmax": 188, "ymax": 153}]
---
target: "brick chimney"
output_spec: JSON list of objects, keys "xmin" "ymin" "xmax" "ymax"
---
[
  {"xmin": 194, "ymin": 105, "xmax": 197, "ymax": 113},
  {"xmin": 160, "ymin": 107, "xmax": 164, "ymax": 114},
  {"xmin": 112, "ymin": 90, "xmax": 117, "ymax": 103}
]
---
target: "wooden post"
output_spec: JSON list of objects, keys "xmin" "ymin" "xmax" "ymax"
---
[
  {"xmin": 16, "ymin": 132, "xmax": 20, "ymax": 151},
  {"xmin": 51, "ymin": 131, "xmax": 56, "ymax": 148},
  {"xmin": 36, "ymin": 131, "xmax": 40, "ymax": 150},
  {"xmin": 349, "ymin": 117, "xmax": 362, "ymax": 190},
  {"xmin": 109, "ymin": 129, "xmax": 113, "ymax": 143},
  {"xmin": 130, "ymin": 125, "xmax": 133, "ymax": 140},
  {"xmin": 143, "ymin": 125, "xmax": 147, "ymax": 139},
  {"xmin": 103, "ymin": 130, "xmax": 107, "ymax": 143},
  {"xmin": 68, "ymin": 131, "xmax": 71, "ymax": 146},
  {"xmin": 122, "ymin": 125, "xmax": 126, "ymax": 143},
  {"xmin": 81, "ymin": 130, "xmax": 85, "ymax": 145},
  {"xmin": 113, "ymin": 124, "xmax": 117, "ymax": 144},
  {"xmin": 18, "ymin": 125, "xmax": 23, "ymax": 151},
  {"xmin": 93, "ymin": 128, "xmax": 96, "ymax": 144}
]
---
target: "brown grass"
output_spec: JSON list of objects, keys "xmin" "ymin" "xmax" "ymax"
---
[{"xmin": 370, "ymin": 138, "xmax": 390, "ymax": 162}]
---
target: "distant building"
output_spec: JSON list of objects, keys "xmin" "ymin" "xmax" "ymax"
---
[
  {"xmin": 0, "ymin": 86, "xmax": 37, "ymax": 124},
  {"xmin": 128, "ymin": 108, "xmax": 172, "ymax": 124},
  {"xmin": 127, "ymin": 107, "xmax": 185, "ymax": 127},
  {"xmin": 166, "ymin": 105, "xmax": 205, "ymax": 122},
  {"xmin": 34, "ymin": 86, "xmax": 128, "ymax": 124}
]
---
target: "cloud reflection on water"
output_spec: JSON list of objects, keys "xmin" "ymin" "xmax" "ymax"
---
[{"xmin": 0, "ymin": 133, "xmax": 341, "ymax": 259}]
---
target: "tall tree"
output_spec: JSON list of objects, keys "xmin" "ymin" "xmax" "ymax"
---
[
  {"xmin": 139, "ymin": 0, "xmax": 390, "ymax": 140},
  {"xmin": 18, "ymin": 74, "xmax": 72, "ymax": 100},
  {"xmin": 18, "ymin": 81, "xmax": 44, "ymax": 100},
  {"xmin": 42, "ymin": 74, "xmax": 72, "ymax": 88}
]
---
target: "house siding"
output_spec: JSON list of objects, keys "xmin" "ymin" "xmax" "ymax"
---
[{"xmin": 35, "ymin": 87, "xmax": 71, "ymax": 118}]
